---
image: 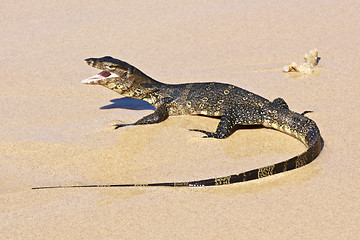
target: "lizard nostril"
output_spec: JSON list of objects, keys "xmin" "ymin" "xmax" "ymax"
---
[{"xmin": 84, "ymin": 58, "xmax": 95, "ymax": 65}]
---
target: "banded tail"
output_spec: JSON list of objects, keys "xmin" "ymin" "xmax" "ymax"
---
[{"xmin": 32, "ymin": 132, "xmax": 323, "ymax": 189}]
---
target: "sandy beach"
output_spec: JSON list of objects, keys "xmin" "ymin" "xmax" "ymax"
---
[{"xmin": 1, "ymin": 0, "xmax": 359, "ymax": 239}]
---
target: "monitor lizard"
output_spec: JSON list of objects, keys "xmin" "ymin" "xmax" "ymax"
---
[{"xmin": 33, "ymin": 56, "xmax": 323, "ymax": 189}]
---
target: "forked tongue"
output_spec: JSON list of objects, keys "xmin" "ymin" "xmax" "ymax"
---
[{"xmin": 82, "ymin": 71, "xmax": 118, "ymax": 85}]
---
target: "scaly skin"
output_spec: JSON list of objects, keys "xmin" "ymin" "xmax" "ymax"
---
[{"xmin": 32, "ymin": 56, "xmax": 323, "ymax": 189}]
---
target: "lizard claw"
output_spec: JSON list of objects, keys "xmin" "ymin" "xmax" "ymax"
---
[
  {"xmin": 114, "ymin": 124, "xmax": 126, "ymax": 129},
  {"xmin": 301, "ymin": 110, "xmax": 313, "ymax": 116},
  {"xmin": 189, "ymin": 129, "xmax": 216, "ymax": 138},
  {"xmin": 114, "ymin": 123, "xmax": 134, "ymax": 129}
]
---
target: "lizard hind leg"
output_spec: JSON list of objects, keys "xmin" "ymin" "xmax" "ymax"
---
[
  {"xmin": 190, "ymin": 106, "xmax": 263, "ymax": 139},
  {"xmin": 272, "ymin": 97, "xmax": 313, "ymax": 116},
  {"xmin": 272, "ymin": 97, "xmax": 289, "ymax": 110},
  {"xmin": 190, "ymin": 111, "xmax": 237, "ymax": 139}
]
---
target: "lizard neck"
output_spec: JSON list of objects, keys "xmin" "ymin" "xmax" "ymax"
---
[{"xmin": 107, "ymin": 67, "xmax": 167, "ymax": 103}]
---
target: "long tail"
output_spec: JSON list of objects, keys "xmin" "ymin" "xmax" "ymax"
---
[{"xmin": 32, "ymin": 134, "xmax": 323, "ymax": 189}]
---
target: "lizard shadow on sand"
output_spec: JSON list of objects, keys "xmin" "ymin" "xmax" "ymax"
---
[
  {"xmin": 100, "ymin": 97, "xmax": 156, "ymax": 111},
  {"xmin": 101, "ymin": 97, "xmax": 263, "ymax": 136}
]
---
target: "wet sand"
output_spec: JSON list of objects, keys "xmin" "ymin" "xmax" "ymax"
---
[{"xmin": 1, "ymin": 0, "xmax": 359, "ymax": 239}]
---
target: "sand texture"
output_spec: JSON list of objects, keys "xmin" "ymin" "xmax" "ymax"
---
[{"xmin": 1, "ymin": 0, "xmax": 359, "ymax": 239}]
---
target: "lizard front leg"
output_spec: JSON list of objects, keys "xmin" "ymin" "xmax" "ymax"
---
[{"xmin": 114, "ymin": 104, "xmax": 169, "ymax": 129}]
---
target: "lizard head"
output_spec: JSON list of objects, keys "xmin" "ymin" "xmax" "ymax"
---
[
  {"xmin": 82, "ymin": 56, "xmax": 162, "ymax": 99},
  {"xmin": 82, "ymin": 56, "xmax": 134, "ymax": 86}
]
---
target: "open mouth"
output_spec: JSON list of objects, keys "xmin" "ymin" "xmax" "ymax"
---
[{"xmin": 81, "ymin": 70, "xmax": 119, "ymax": 85}]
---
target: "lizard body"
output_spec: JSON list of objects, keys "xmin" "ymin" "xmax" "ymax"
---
[{"xmin": 33, "ymin": 56, "xmax": 323, "ymax": 189}]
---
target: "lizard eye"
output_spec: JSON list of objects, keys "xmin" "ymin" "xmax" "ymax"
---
[{"xmin": 105, "ymin": 64, "xmax": 116, "ymax": 71}]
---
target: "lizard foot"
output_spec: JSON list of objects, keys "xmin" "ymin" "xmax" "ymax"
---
[
  {"xmin": 189, "ymin": 129, "xmax": 217, "ymax": 138},
  {"xmin": 301, "ymin": 110, "xmax": 313, "ymax": 116},
  {"xmin": 114, "ymin": 123, "xmax": 135, "ymax": 129}
]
